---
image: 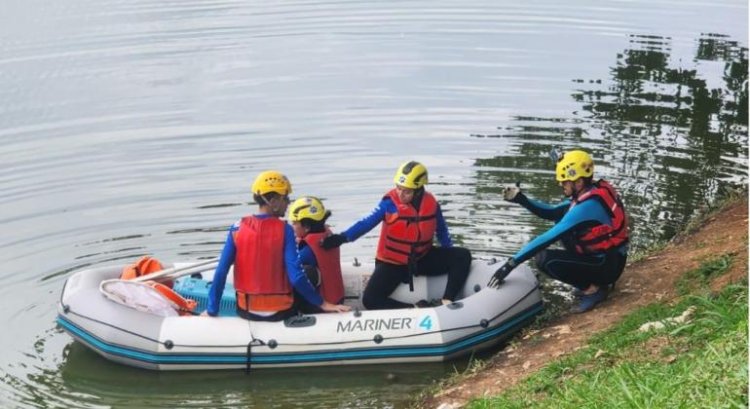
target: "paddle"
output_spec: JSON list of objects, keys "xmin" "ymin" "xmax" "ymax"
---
[{"xmin": 130, "ymin": 258, "xmax": 219, "ymax": 283}]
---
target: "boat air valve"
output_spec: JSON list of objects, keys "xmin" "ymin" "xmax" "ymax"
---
[
  {"xmin": 479, "ymin": 319, "xmax": 489, "ymax": 328},
  {"xmin": 373, "ymin": 334, "xmax": 383, "ymax": 344},
  {"xmin": 268, "ymin": 340, "xmax": 278, "ymax": 349},
  {"xmin": 164, "ymin": 340, "xmax": 174, "ymax": 350},
  {"xmin": 473, "ymin": 284, "xmax": 481, "ymax": 293},
  {"xmin": 353, "ymin": 307, "xmax": 362, "ymax": 318}
]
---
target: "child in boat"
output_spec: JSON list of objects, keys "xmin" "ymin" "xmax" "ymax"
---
[
  {"xmin": 203, "ymin": 171, "xmax": 350, "ymax": 321},
  {"xmin": 288, "ymin": 196, "xmax": 346, "ymax": 312}
]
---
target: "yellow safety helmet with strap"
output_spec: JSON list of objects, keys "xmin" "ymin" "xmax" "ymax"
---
[
  {"xmin": 393, "ymin": 161, "xmax": 428, "ymax": 189},
  {"xmin": 288, "ymin": 196, "xmax": 328, "ymax": 222},
  {"xmin": 251, "ymin": 170, "xmax": 292, "ymax": 196},
  {"xmin": 555, "ymin": 150, "xmax": 594, "ymax": 182}
]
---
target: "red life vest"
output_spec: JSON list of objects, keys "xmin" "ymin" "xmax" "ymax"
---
[
  {"xmin": 302, "ymin": 230, "xmax": 345, "ymax": 304},
  {"xmin": 570, "ymin": 179, "xmax": 629, "ymax": 254},
  {"xmin": 232, "ymin": 216, "xmax": 293, "ymax": 312},
  {"xmin": 375, "ymin": 189, "xmax": 438, "ymax": 265}
]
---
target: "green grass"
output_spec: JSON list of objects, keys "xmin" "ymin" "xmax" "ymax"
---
[
  {"xmin": 676, "ymin": 254, "xmax": 733, "ymax": 295},
  {"xmin": 468, "ymin": 255, "xmax": 748, "ymax": 409}
]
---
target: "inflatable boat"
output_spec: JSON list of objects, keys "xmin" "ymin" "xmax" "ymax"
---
[{"xmin": 56, "ymin": 259, "xmax": 542, "ymax": 370}]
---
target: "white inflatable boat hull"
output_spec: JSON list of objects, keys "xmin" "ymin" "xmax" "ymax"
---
[{"xmin": 57, "ymin": 260, "xmax": 542, "ymax": 370}]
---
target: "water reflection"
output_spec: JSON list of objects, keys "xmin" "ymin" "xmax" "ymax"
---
[
  {"xmin": 57, "ymin": 342, "xmax": 446, "ymax": 409},
  {"xmin": 473, "ymin": 32, "xmax": 748, "ymax": 250}
]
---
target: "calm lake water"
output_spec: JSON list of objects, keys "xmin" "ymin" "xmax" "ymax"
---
[{"xmin": 1, "ymin": 0, "xmax": 747, "ymax": 407}]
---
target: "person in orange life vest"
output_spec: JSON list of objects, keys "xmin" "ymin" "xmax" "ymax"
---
[
  {"xmin": 321, "ymin": 161, "xmax": 472, "ymax": 310},
  {"xmin": 288, "ymin": 196, "xmax": 346, "ymax": 313},
  {"xmin": 488, "ymin": 150, "xmax": 629, "ymax": 313},
  {"xmin": 202, "ymin": 171, "xmax": 350, "ymax": 321}
]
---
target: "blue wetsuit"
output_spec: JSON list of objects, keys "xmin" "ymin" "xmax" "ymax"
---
[
  {"xmin": 510, "ymin": 189, "xmax": 628, "ymax": 289},
  {"xmin": 207, "ymin": 214, "xmax": 322, "ymax": 317}
]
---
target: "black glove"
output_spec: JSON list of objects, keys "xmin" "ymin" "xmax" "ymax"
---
[
  {"xmin": 488, "ymin": 259, "xmax": 516, "ymax": 288},
  {"xmin": 320, "ymin": 233, "xmax": 347, "ymax": 249}
]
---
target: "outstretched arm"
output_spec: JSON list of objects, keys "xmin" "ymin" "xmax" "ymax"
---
[
  {"xmin": 489, "ymin": 200, "xmax": 611, "ymax": 287},
  {"xmin": 512, "ymin": 199, "xmax": 611, "ymax": 264},
  {"xmin": 341, "ymin": 199, "xmax": 390, "ymax": 241},
  {"xmin": 515, "ymin": 193, "xmax": 570, "ymax": 221}
]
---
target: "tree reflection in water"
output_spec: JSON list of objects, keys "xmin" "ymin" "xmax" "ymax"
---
[{"xmin": 474, "ymin": 33, "xmax": 747, "ymax": 251}]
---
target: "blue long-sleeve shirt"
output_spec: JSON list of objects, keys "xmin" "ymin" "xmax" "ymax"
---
[
  {"xmin": 510, "ymin": 192, "xmax": 626, "ymax": 265},
  {"xmin": 206, "ymin": 214, "xmax": 323, "ymax": 316},
  {"xmin": 298, "ymin": 244, "xmax": 317, "ymax": 267},
  {"xmin": 340, "ymin": 196, "xmax": 453, "ymax": 247}
]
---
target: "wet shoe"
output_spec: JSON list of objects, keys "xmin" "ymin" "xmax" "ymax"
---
[
  {"xmin": 572, "ymin": 287, "xmax": 608, "ymax": 313},
  {"xmin": 573, "ymin": 283, "xmax": 615, "ymax": 298}
]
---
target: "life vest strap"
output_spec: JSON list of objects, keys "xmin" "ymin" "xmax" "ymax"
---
[
  {"xmin": 385, "ymin": 235, "xmax": 433, "ymax": 246},
  {"xmin": 394, "ymin": 214, "xmax": 437, "ymax": 222}
]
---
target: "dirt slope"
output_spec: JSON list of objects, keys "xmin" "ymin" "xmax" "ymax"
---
[{"xmin": 426, "ymin": 199, "xmax": 748, "ymax": 408}]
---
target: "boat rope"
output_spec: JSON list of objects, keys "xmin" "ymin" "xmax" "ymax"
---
[
  {"xmin": 245, "ymin": 342, "xmax": 252, "ymax": 374},
  {"xmin": 61, "ymin": 284, "xmax": 541, "ymax": 351},
  {"xmin": 245, "ymin": 337, "xmax": 265, "ymax": 374}
]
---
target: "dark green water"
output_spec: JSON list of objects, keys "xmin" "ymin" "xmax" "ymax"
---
[{"xmin": 0, "ymin": 0, "xmax": 746, "ymax": 407}]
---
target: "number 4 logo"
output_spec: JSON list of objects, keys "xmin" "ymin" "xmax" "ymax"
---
[{"xmin": 419, "ymin": 315, "xmax": 432, "ymax": 331}]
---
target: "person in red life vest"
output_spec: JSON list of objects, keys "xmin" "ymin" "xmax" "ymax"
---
[
  {"xmin": 202, "ymin": 171, "xmax": 350, "ymax": 321},
  {"xmin": 288, "ymin": 196, "xmax": 346, "ymax": 313},
  {"xmin": 321, "ymin": 161, "xmax": 472, "ymax": 310},
  {"xmin": 488, "ymin": 150, "xmax": 629, "ymax": 313}
]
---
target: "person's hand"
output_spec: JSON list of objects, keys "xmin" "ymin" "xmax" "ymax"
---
[
  {"xmin": 488, "ymin": 259, "xmax": 516, "ymax": 288},
  {"xmin": 503, "ymin": 182, "xmax": 522, "ymax": 202},
  {"xmin": 321, "ymin": 233, "xmax": 347, "ymax": 249},
  {"xmin": 320, "ymin": 301, "xmax": 352, "ymax": 313}
]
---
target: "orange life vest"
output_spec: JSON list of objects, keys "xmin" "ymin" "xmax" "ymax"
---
[
  {"xmin": 570, "ymin": 179, "xmax": 629, "ymax": 254},
  {"xmin": 375, "ymin": 189, "xmax": 438, "ymax": 265},
  {"xmin": 303, "ymin": 230, "xmax": 345, "ymax": 304},
  {"xmin": 120, "ymin": 255, "xmax": 173, "ymax": 288},
  {"xmin": 232, "ymin": 216, "xmax": 294, "ymax": 312}
]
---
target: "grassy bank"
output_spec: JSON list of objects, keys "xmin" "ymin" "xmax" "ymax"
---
[{"xmin": 468, "ymin": 254, "xmax": 748, "ymax": 408}]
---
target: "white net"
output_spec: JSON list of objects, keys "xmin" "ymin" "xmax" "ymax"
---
[{"xmin": 100, "ymin": 280, "xmax": 179, "ymax": 317}]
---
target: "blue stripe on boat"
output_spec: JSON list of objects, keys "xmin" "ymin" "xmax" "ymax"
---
[{"xmin": 57, "ymin": 302, "xmax": 542, "ymax": 366}]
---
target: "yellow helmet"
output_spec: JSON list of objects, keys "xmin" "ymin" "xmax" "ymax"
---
[
  {"xmin": 288, "ymin": 196, "xmax": 327, "ymax": 222},
  {"xmin": 251, "ymin": 170, "xmax": 292, "ymax": 196},
  {"xmin": 555, "ymin": 150, "xmax": 594, "ymax": 182},
  {"xmin": 393, "ymin": 161, "xmax": 428, "ymax": 189}
]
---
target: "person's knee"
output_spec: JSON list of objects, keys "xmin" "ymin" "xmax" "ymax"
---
[
  {"xmin": 454, "ymin": 247, "xmax": 472, "ymax": 266},
  {"xmin": 533, "ymin": 251, "xmax": 548, "ymax": 267},
  {"xmin": 533, "ymin": 251, "xmax": 558, "ymax": 279}
]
